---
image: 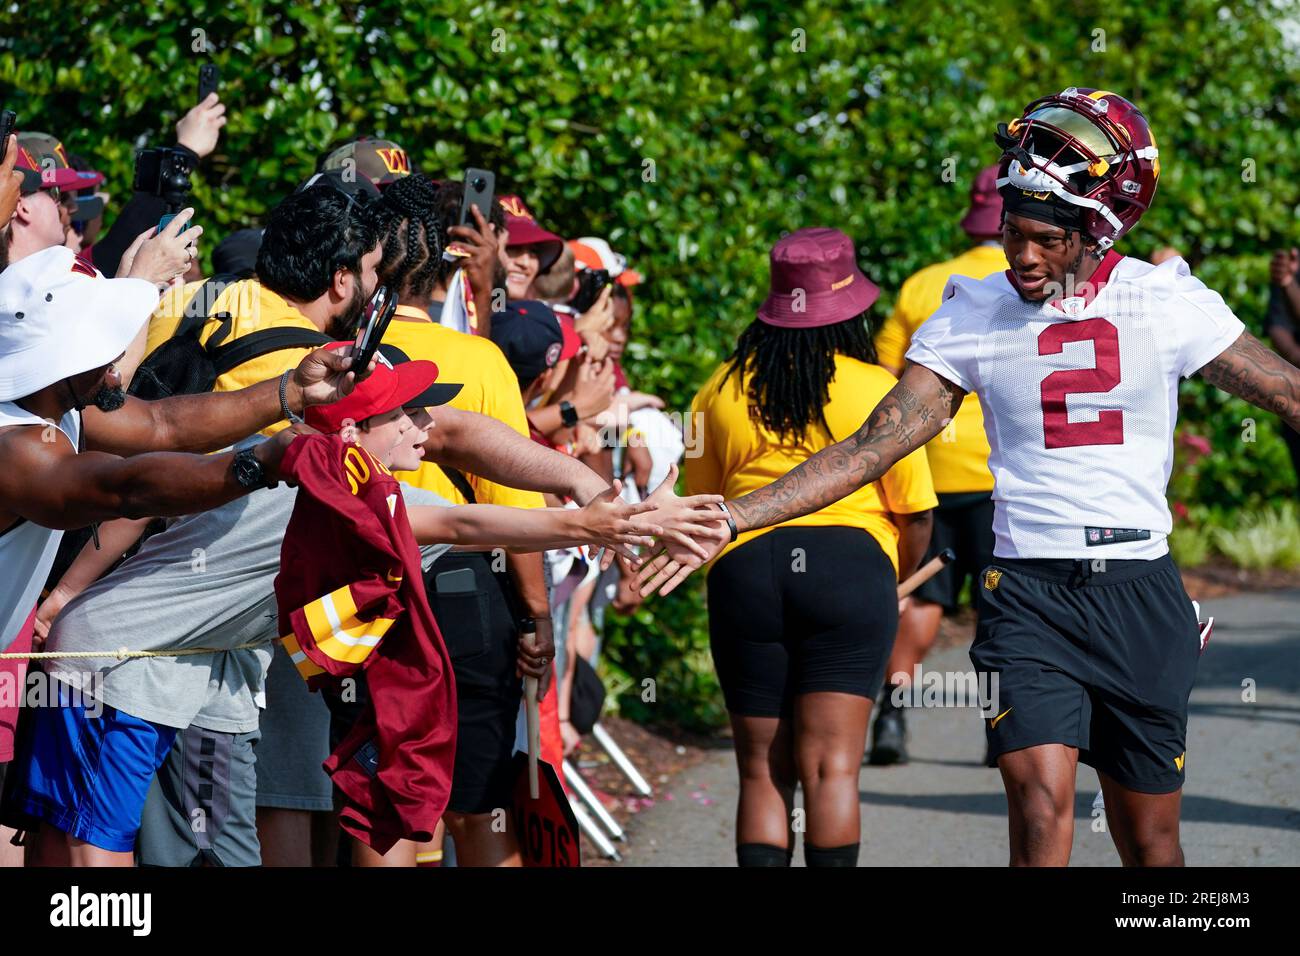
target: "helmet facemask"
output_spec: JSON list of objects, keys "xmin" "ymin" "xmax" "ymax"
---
[{"xmin": 995, "ymin": 89, "xmax": 1159, "ymax": 252}]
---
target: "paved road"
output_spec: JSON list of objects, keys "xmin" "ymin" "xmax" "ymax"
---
[{"xmin": 615, "ymin": 590, "xmax": 1300, "ymax": 866}]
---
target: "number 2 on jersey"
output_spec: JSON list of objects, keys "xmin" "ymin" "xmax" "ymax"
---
[{"xmin": 1038, "ymin": 317, "xmax": 1124, "ymax": 449}]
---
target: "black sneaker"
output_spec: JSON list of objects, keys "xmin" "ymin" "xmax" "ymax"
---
[{"xmin": 868, "ymin": 707, "xmax": 908, "ymax": 766}]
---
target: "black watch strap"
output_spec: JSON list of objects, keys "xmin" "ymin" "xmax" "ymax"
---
[
  {"xmin": 560, "ymin": 400, "xmax": 579, "ymax": 428},
  {"xmin": 232, "ymin": 447, "xmax": 275, "ymax": 490}
]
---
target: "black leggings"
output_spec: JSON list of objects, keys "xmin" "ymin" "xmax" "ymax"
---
[{"xmin": 707, "ymin": 526, "xmax": 900, "ymax": 717}]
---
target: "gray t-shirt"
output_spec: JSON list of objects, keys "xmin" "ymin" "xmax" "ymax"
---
[{"xmin": 47, "ymin": 480, "xmax": 453, "ymax": 732}]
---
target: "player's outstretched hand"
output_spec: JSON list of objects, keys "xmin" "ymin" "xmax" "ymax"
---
[
  {"xmin": 637, "ymin": 464, "xmax": 728, "ymax": 560},
  {"xmin": 633, "ymin": 520, "xmax": 729, "ymax": 598}
]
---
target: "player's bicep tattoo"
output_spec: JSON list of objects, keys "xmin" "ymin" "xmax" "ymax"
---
[{"xmin": 1198, "ymin": 330, "xmax": 1300, "ymax": 427}]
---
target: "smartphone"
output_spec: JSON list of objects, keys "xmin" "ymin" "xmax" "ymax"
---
[
  {"xmin": 351, "ymin": 285, "xmax": 397, "ymax": 375},
  {"xmin": 458, "ymin": 168, "xmax": 495, "ymax": 229},
  {"xmin": 433, "ymin": 568, "xmax": 477, "ymax": 594},
  {"xmin": 0, "ymin": 110, "xmax": 15, "ymax": 153},
  {"xmin": 198, "ymin": 64, "xmax": 220, "ymax": 103}
]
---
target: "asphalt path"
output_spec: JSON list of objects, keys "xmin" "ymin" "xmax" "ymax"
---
[{"xmin": 615, "ymin": 590, "xmax": 1300, "ymax": 866}]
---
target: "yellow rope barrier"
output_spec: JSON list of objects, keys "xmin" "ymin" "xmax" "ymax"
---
[{"xmin": 0, "ymin": 640, "xmax": 273, "ymax": 661}]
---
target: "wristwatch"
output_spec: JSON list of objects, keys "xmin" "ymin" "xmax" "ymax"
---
[
  {"xmin": 559, "ymin": 400, "xmax": 580, "ymax": 428},
  {"xmin": 232, "ymin": 447, "xmax": 276, "ymax": 490}
]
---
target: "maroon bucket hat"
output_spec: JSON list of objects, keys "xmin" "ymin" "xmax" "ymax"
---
[
  {"xmin": 959, "ymin": 164, "xmax": 1004, "ymax": 237},
  {"xmin": 757, "ymin": 227, "xmax": 880, "ymax": 328}
]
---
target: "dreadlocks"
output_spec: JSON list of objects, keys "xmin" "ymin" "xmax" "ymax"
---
[
  {"xmin": 371, "ymin": 175, "xmax": 444, "ymax": 302},
  {"xmin": 722, "ymin": 314, "xmax": 877, "ymax": 444}
]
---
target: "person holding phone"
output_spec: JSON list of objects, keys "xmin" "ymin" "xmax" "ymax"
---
[
  {"xmin": 12, "ymin": 343, "xmax": 674, "ymax": 867},
  {"xmin": 87, "ymin": 91, "xmax": 226, "ymax": 279},
  {"xmin": 497, "ymin": 192, "xmax": 564, "ymax": 301}
]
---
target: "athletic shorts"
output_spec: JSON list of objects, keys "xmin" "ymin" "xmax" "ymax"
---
[
  {"xmin": 255, "ymin": 643, "xmax": 333, "ymax": 812},
  {"xmin": 137, "ymin": 725, "xmax": 261, "ymax": 867},
  {"xmin": 706, "ymin": 526, "xmax": 900, "ymax": 717},
  {"xmin": 3, "ymin": 698, "xmax": 177, "ymax": 852},
  {"xmin": 426, "ymin": 552, "xmax": 522, "ymax": 816},
  {"xmin": 971, "ymin": 555, "xmax": 1201, "ymax": 794},
  {"xmin": 912, "ymin": 492, "xmax": 995, "ymax": 611}
]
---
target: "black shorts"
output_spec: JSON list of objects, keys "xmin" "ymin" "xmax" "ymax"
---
[
  {"xmin": 912, "ymin": 492, "xmax": 995, "ymax": 611},
  {"xmin": 425, "ymin": 551, "xmax": 522, "ymax": 816},
  {"xmin": 971, "ymin": 555, "xmax": 1201, "ymax": 794},
  {"xmin": 706, "ymin": 526, "xmax": 899, "ymax": 717}
]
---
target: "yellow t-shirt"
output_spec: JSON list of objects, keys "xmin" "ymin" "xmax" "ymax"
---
[
  {"xmin": 874, "ymin": 245, "xmax": 1006, "ymax": 493},
  {"xmin": 382, "ymin": 307, "xmax": 545, "ymax": 510},
  {"xmin": 145, "ymin": 278, "xmax": 322, "ymax": 438},
  {"xmin": 685, "ymin": 356, "xmax": 937, "ymax": 574}
]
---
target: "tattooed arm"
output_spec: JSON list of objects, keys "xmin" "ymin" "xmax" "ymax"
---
[
  {"xmin": 727, "ymin": 363, "xmax": 964, "ymax": 532},
  {"xmin": 636, "ymin": 362, "xmax": 964, "ymax": 596},
  {"xmin": 1197, "ymin": 330, "xmax": 1300, "ymax": 429}
]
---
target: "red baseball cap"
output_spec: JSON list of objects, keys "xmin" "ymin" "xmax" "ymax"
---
[
  {"xmin": 305, "ymin": 344, "xmax": 461, "ymax": 433},
  {"xmin": 555, "ymin": 312, "xmax": 583, "ymax": 360},
  {"xmin": 498, "ymin": 193, "xmax": 564, "ymax": 271}
]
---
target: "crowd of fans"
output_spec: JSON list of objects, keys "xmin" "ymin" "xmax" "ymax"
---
[
  {"xmin": 3, "ymin": 82, "xmax": 1295, "ymax": 872},
  {"xmin": 0, "ymin": 89, "xmax": 726, "ymax": 867}
]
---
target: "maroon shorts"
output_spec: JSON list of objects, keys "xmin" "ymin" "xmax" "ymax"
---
[{"xmin": 0, "ymin": 607, "xmax": 36, "ymax": 763}]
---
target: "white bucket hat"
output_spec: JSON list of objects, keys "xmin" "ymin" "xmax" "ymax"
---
[{"xmin": 0, "ymin": 246, "xmax": 160, "ymax": 402}]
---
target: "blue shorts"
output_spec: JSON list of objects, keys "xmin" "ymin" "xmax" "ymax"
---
[{"xmin": 9, "ymin": 699, "xmax": 178, "ymax": 852}]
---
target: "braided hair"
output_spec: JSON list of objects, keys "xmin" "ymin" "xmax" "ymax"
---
[
  {"xmin": 371, "ymin": 175, "xmax": 444, "ymax": 301},
  {"xmin": 721, "ymin": 314, "xmax": 877, "ymax": 444},
  {"xmin": 429, "ymin": 181, "xmax": 508, "ymax": 287}
]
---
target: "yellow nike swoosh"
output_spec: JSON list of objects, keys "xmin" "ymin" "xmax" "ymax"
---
[{"xmin": 990, "ymin": 707, "xmax": 1013, "ymax": 729}]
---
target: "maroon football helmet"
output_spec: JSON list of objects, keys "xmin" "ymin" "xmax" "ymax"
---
[{"xmin": 995, "ymin": 88, "xmax": 1160, "ymax": 250}]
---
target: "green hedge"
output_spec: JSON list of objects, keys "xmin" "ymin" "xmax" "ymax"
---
[{"xmin": 6, "ymin": 1, "xmax": 1300, "ymax": 731}]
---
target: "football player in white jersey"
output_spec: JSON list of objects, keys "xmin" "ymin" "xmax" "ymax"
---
[{"xmin": 639, "ymin": 88, "xmax": 1297, "ymax": 866}]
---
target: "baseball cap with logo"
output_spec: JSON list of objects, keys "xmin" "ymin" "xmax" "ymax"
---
[
  {"xmin": 16, "ymin": 132, "xmax": 104, "ymax": 196},
  {"xmin": 756, "ymin": 227, "xmax": 879, "ymax": 328},
  {"xmin": 0, "ymin": 246, "xmax": 158, "ymax": 401},
  {"xmin": 304, "ymin": 342, "xmax": 462, "ymax": 433},
  {"xmin": 489, "ymin": 300, "xmax": 579, "ymax": 384},
  {"xmin": 498, "ymin": 194, "xmax": 564, "ymax": 272},
  {"xmin": 319, "ymin": 137, "xmax": 414, "ymax": 189}
]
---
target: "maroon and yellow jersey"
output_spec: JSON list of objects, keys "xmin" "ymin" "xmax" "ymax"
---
[{"xmin": 275, "ymin": 433, "xmax": 456, "ymax": 854}]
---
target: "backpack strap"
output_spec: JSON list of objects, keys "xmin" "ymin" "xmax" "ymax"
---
[
  {"xmin": 436, "ymin": 464, "xmax": 479, "ymax": 505},
  {"xmin": 208, "ymin": 327, "xmax": 334, "ymax": 377},
  {"xmin": 175, "ymin": 273, "xmax": 243, "ymax": 342}
]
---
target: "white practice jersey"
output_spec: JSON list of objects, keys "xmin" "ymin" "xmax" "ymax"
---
[{"xmin": 906, "ymin": 252, "xmax": 1244, "ymax": 559}]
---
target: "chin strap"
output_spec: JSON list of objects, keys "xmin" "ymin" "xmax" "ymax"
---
[{"xmin": 61, "ymin": 378, "xmax": 88, "ymax": 413}]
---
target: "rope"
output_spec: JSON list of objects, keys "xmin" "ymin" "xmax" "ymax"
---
[{"xmin": 0, "ymin": 640, "xmax": 273, "ymax": 661}]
